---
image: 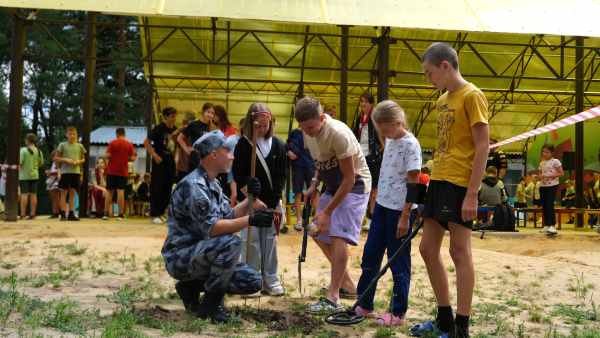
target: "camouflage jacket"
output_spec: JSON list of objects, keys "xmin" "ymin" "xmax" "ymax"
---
[{"xmin": 161, "ymin": 167, "xmax": 234, "ymax": 259}]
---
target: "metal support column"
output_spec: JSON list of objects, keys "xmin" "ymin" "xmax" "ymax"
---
[
  {"xmin": 145, "ymin": 84, "xmax": 153, "ymax": 173},
  {"xmin": 575, "ymin": 36, "xmax": 585, "ymax": 228},
  {"xmin": 376, "ymin": 27, "xmax": 391, "ymax": 102},
  {"xmin": 340, "ymin": 25, "xmax": 349, "ymax": 123},
  {"xmin": 5, "ymin": 12, "xmax": 26, "ymax": 222},
  {"xmin": 79, "ymin": 12, "xmax": 97, "ymax": 218}
]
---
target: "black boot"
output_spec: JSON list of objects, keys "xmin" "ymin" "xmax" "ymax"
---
[
  {"xmin": 196, "ymin": 291, "xmax": 229, "ymax": 323},
  {"xmin": 175, "ymin": 280, "xmax": 203, "ymax": 313}
]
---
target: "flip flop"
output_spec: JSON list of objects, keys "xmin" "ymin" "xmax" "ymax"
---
[
  {"xmin": 319, "ymin": 287, "xmax": 357, "ymax": 300},
  {"xmin": 409, "ymin": 320, "xmax": 442, "ymax": 337},
  {"xmin": 375, "ymin": 313, "xmax": 404, "ymax": 326}
]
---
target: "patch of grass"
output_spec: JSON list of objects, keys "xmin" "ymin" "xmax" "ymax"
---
[
  {"xmin": 569, "ymin": 327, "xmax": 600, "ymax": 338},
  {"xmin": 314, "ymin": 330, "xmax": 341, "ymax": 338},
  {"xmin": 1, "ymin": 274, "xmax": 101, "ymax": 335},
  {"xmin": 216, "ymin": 314, "xmax": 244, "ymax": 333},
  {"xmin": 64, "ymin": 242, "xmax": 87, "ymax": 256},
  {"xmin": 568, "ymin": 273, "xmax": 594, "ymax": 301},
  {"xmin": 472, "ymin": 302, "xmax": 508, "ymax": 324},
  {"xmin": 105, "ymin": 284, "xmax": 143, "ymax": 310},
  {"xmin": 38, "ymin": 298, "xmax": 100, "ymax": 334},
  {"xmin": 551, "ymin": 303, "xmax": 596, "ymax": 324},
  {"xmin": 0, "ymin": 261, "xmax": 18, "ymax": 270},
  {"xmin": 505, "ymin": 296, "xmax": 519, "ymax": 307},
  {"xmin": 374, "ymin": 327, "xmax": 396, "ymax": 338},
  {"xmin": 27, "ymin": 263, "xmax": 82, "ymax": 288},
  {"xmin": 528, "ymin": 305, "xmax": 543, "ymax": 323},
  {"xmin": 102, "ymin": 310, "xmax": 148, "ymax": 338}
]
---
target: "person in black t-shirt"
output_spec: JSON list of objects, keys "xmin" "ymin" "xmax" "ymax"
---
[
  {"xmin": 177, "ymin": 103, "xmax": 215, "ymax": 174},
  {"xmin": 144, "ymin": 107, "xmax": 177, "ymax": 224}
]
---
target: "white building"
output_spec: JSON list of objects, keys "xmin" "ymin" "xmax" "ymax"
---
[{"xmin": 89, "ymin": 126, "xmax": 148, "ymax": 175}]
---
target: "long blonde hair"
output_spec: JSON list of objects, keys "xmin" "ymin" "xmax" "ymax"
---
[{"xmin": 371, "ymin": 100, "xmax": 408, "ymax": 129}]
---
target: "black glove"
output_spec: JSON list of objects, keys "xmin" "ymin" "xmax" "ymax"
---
[
  {"xmin": 247, "ymin": 177, "xmax": 261, "ymax": 196},
  {"xmin": 249, "ymin": 209, "xmax": 274, "ymax": 228}
]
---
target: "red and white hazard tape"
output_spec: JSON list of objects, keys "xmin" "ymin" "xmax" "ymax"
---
[
  {"xmin": 0, "ymin": 164, "xmax": 18, "ymax": 170},
  {"xmin": 490, "ymin": 105, "xmax": 600, "ymax": 149}
]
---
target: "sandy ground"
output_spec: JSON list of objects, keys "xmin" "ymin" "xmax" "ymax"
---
[{"xmin": 1, "ymin": 216, "xmax": 600, "ymax": 337}]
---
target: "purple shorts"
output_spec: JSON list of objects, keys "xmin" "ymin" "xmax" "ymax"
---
[{"xmin": 315, "ymin": 192, "xmax": 369, "ymax": 246}]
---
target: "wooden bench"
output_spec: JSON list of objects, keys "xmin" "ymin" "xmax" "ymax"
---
[{"xmin": 515, "ymin": 207, "xmax": 600, "ymax": 229}]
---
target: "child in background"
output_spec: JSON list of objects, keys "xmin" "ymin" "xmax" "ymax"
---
[
  {"xmin": 539, "ymin": 144, "xmax": 564, "ymax": 234},
  {"xmin": 135, "ymin": 173, "xmax": 151, "ymax": 216},
  {"xmin": 55, "ymin": 127, "xmax": 86, "ymax": 221},
  {"xmin": 515, "ymin": 176, "xmax": 528, "ymax": 209},
  {"xmin": 46, "ymin": 150, "xmax": 62, "ymax": 218}
]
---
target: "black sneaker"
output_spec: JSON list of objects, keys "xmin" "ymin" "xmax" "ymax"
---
[
  {"xmin": 452, "ymin": 324, "xmax": 469, "ymax": 338},
  {"xmin": 60, "ymin": 212, "xmax": 68, "ymax": 221},
  {"xmin": 196, "ymin": 292, "xmax": 229, "ymax": 323},
  {"xmin": 68, "ymin": 212, "xmax": 80, "ymax": 221},
  {"xmin": 175, "ymin": 280, "xmax": 202, "ymax": 314}
]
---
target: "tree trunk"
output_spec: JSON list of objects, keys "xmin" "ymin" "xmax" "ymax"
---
[
  {"xmin": 116, "ymin": 16, "xmax": 126, "ymax": 123},
  {"xmin": 32, "ymin": 92, "xmax": 42, "ymax": 135}
]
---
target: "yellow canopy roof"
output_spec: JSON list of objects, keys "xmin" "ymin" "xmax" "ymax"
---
[
  {"xmin": 139, "ymin": 17, "xmax": 600, "ymax": 150},
  {"xmin": 5, "ymin": 1, "xmax": 600, "ymax": 150},
  {"xmin": 5, "ymin": 0, "xmax": 600, "ymax": 37}
]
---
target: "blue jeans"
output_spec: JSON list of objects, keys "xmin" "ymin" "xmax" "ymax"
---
[{"xmin": 356, "ymin": 203, "xmax": 413, "ymax": 316}]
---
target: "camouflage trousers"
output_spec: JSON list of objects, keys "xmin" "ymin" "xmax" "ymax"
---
[{"xmin": 165, "ymin": 234, "xmax": 262, "ymax": 294}]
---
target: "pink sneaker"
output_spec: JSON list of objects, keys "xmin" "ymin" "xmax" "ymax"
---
[{"xmin": 375, "ymin": 313, "xmax": 405, "ymax": 326}]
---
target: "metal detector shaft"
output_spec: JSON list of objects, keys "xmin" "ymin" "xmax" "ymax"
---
[
  {"xmin": 325, "ymin": 217, "xmax": 424, "ymax": 326},
  {"xmin": 351, "ymin": 218, "xmax": 423, "ymax": 311},
  {"xmin": 246, "ymin": 120, "xmax": 258, "ymax": 265},
  {"xmin": 298, "ymin": 202, "xmax": 312, "ymax": 295}
]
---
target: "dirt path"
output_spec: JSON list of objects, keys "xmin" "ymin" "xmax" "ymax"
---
[{"xmin": 1, "ymin": 217, "xmax": 599, "ymax": 337}]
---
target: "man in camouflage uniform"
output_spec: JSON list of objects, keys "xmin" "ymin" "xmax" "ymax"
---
[{"xmin": 162, "ymin": 130, "xmax": 274, "ymax": 323}]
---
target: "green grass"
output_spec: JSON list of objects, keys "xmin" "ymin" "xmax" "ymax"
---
[
  {"xmin": 0, "ymin": 273, "xmax": 101, "ymax": 335},
  {"xmin": 101, "ymin": 310, "xmax": 148, "ymax": 338},
  {"xmin": 373, "ymin": 327, "xmax": 396, "ymax": 338},
  {"xmin": 568, "ymin": 273, "xmax": 595, "ymax": 301},
  {"xmin": 64, "ymin": 242, "xmax": 88, "ymax": 256},
  {"xmin": 0, "ymin": 261, "xmax": 18, "ymax": 270},
  {"xmin": 551, "ymin": 303, "xmax": 597, "ymax": 324},
  {"xmin": 472, "ymin": 302, "xmax": 508, "ymax": 324}
]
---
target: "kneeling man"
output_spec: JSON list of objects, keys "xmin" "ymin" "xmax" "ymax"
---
[{"xmin": 162, "ymin": 130, "xmax": 274, "ymax": 323}]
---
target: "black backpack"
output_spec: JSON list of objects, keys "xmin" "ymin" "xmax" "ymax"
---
[{"xmin": 492, "ymin": 203, "xmax": 516, "ymax": 231}]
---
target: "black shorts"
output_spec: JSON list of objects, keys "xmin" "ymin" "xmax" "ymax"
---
[
  {"xmin": 19, "ymin": 180, "xmax": 38, "ymax": 194},
  {"xmin": 125, "ymin": 184, "xmax": 133, "ymax": 200},
  {"xmin": 423, "ymin": 180, "xmax": 473, "ymax": 230},
  {"xmin": 292, "ymin": 166, "xmax": 315, "ymax": 194},
  {"xmin": 107, "ymin": 175, "xmax": 127, "ymax": 190},
  {"xmin": 58, "ymin": 173, "xmax": 81, "ymax": 190}
]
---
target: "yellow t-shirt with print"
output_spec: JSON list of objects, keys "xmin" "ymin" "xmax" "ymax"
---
[{"xmin": 431, "ymin": 82, "xmax": 489, "ymax": 187}]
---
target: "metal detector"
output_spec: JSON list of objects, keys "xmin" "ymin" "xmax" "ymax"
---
[
  {"xmin": 297, "ymin": 201, "xmax": 312, "ymax": 296},
  {"xmin": 325, "ymin": 218, "xmax": 425, "ymax": 326}
]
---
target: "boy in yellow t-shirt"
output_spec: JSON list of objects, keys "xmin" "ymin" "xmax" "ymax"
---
[{"xmin": 410, "ymin": 43, "xmax": 489, "ymax": 338}]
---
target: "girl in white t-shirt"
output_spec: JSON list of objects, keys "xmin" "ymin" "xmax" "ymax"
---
[
  {"xmin": 355, "ymin": 100, "xmax": 422, "ymax": 326},
  {"xmin": 538, "ymin": 144, "xmax": 564, "ymax": 234}
]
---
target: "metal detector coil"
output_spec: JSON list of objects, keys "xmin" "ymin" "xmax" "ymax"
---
[{"xmin": 325, "ymin": 218, "xmax": 425, "ymax": 326}]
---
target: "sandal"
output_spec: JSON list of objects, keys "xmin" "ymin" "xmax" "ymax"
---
[
  {"xmin": 308, "ymin": 297, "xmax": 343, "ymax": 314},
  {"xmin": 409, "ymin": 320, "xmax": 448, "ymax": 337},
  {"xmin": 354, "ymin": 305, "xmax": 374, "ymax": 317},
  {"xmin": 375, "ymin": 313, "xmax": 405, "ymax": 326},
  {"xmin": 319, "ymin": 287, "xmax": 357, "ymax": 300}
]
